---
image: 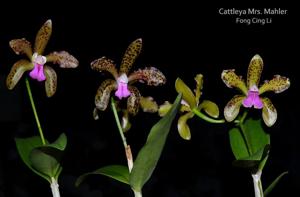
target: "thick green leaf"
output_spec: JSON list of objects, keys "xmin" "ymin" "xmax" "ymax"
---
[
  {"xmin": 243, "ymin": 118, "xmax": 270, "ymax": 154},
  {"xmin": 76, "ymin": 165, "xmax": 130, "ymax": 187},
  {"xmin": 129, "ymin": 94, "xmax": 182, "ymax": 192},
  {"xmin": 264, "ymin": 171, "xmax": 288, "ymax": 196},
  {"xmin": 15, "ymin": 134, "xmax": 67, "ymax": 183},
  {"xmin": 15, "ymin": 136, "xmax": 50, "ymax": 182},
  {"xmin": 175, "ymin": 78, "xmax": 196, "ymax": 108},
  {"xmin": 232, "ymin": 145, "xmax": 270, "ymax": 168},
  {"xmin": 229, "ymin": 128, "xmax": 249, "ymax": 160},
  {"xmin": 47, "ymin": 133, "xmax": 67, "ymax": 151},
  {"xmin": 30, "ymin": 147, "xmax": 62, "ymax": 178},
  {"xmin": 29, "ymin": 133, "xmax": 67, "ymax": 181},
  {"xmin": 229, "ymin": 118, "xmax": 270, "ymax": 162}
]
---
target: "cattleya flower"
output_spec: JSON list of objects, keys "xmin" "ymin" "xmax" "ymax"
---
[
  {"xmin": 92, "ymin": 38, "xmax": 166, "ymax": 130},
  {"xmin": 6, "ymin": 19, "xmax": 79, "ymax": 97},
  {"xmin": 221, "ymin": 54, "xmax": 290, "ymax": 127},
  {"xmin": 159, "ymin": 74, "xmax": 220, "ymax": 140}
]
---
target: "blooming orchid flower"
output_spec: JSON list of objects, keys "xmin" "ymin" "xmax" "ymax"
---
[
  {"xmin": 159, "ymin": 74, "xmax": 220, "ymax": 140},
  {"xmin": 6, "ymin": 19, "xmax": 79, "ymax": 97},
  {"xmin": 92, "ymin": 38, "xmax": 166, "ymax": 127},
  {"xmin": 221, "ymin": 54, "xmax": 290, "ymax": 127}
]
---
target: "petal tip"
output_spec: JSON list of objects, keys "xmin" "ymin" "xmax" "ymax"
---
[
  {"xmin": 46, "ymin": 19, "xmax": 52, "ymax": 26},
  {"xmin": 252, "ymin": 54, "xmax": 262, "ymax": 60}
]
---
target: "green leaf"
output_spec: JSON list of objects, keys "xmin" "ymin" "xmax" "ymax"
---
[
  {"xmin": 15, "ymin": 133, "xmax": 67, "ymax": 183},
  {"xmin": 47, "ymin": 133, "xmax": 67, "ymax": 151},
  {"xmin": 264, "ymin": 171, "xmax": 288, "ymax": 196},
  {"xmin": 243, "ymin": 118, "xmax": 270, "ymax": 154},
  {"xmin": 232, "ymin": 145, "xmax": 270, "ymax": 168},
  {"xmin": 129, "ymin": 94, "xmax": 182, "ymax": 192},
  {"xmin": 30, "ymin": 133, "xmax": 67, "ymax": 181},
  {"xmin": 175, "ymin": 78, "xmax": 196, "ymax": 108},
  {"xmin": 229, "ymin": 127, "xmax": 249, "ymax": 160},
  {"xmin": 229, "ymin": 118, "xmax": 270, "ymax": 162},
  {"xmin": 198, "ymin": 100, "xmax": 219, "ymax": 118},
  {"xmin": 15, "ymin": 136, "xmax": 50, "ymax": 182},
  {"xmin": 76, "ymin": 165, "xmax": 130, "ymax": 187},
  {"xmin": 30, "ymin": 147, "xmax": 62, "ymax": 179}
]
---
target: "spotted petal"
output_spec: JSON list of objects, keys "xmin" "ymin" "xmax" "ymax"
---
[
  {"xmin": 46, "ymin": 51, "xmax": 79, "ymax": 68},
  {"xmin": 247, "ymin": 54, "xmax": 263, "ymax": 89},
  {"xmin": 120, "ymin": 38, "xmax": 142, "ymax": 74},
  {"xmin": 177, "ymin": 112, "xmax": 194, "ymax": 140},
  {"xmin": 95, "ymin": 79, "xmax": 117, "ymax": 111},
  {"xmin": 44, "ymin": 65, "xmax": 57, "ymax": 97},
  {"xmin": 93, "ymin": 108, "xmax": 99, "ymax": 120},
  {"xmin": 261, "ymin": 97, "xmax": 277, "ymax": 127},
  {"xmin": 259, "ymin": 75, "xmax": 290, "ymax": 94},
  {"xmin": 194, "ymin": 74, "xmax": 203, "ymax": 104},
  {"xmin": 121, "ymin": 110, "xmax": 132, "ymax": 132},
  {"xmin": 139, "ymin": 96, "xmax": 158, "ymax": 113},
  {"xmin": 128, "ymin": 67, "xmax": 166, "ymax": 86},
  {"xmin": 127, "ymin": 86, "xmax": 141, "ymax": 116},
  {"xmin": 90, "ymin": 56, "xmax": 118, "ymax": 79},
  {"xmin": 6, "ymin": 59, "xmax": 34, "ymax": 90},
  {"xmin": 224, "ymin": 95, "xmax": 245, "ymax": 122},
  {"xmin": 34, "ymin": 20, "xmax": 52, "ymax": 54},
  {"xmin": 9, "ymin": 38, "xmax": 33, "ymax": 58},
  {"xmin": 175, "ymin": 78, "xmax": 196, "ymax": 108},
  {"xmin": 221, "ymin": 70, "xmax": 247, "ymax": 95}
]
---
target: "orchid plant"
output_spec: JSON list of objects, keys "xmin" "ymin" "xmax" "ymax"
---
[
  {"xmin": 221, "ymin": 54, "xmax": 290, "ymax": 197},
  {"xmin": 3, "ymin": 19, "xmax": 291, "ymax": 197},
  {"xmin": 76, "ymin": 38, "xmax": 174, "ymax": 197},
  {"xmin": 6, "ymin": 19, "xmax": 79, "ymax": 197}
]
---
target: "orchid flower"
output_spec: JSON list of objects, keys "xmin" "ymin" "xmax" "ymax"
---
[
  {"xmin": 6, "ymin": 19, "xmax": 79, "ymax": 97},
  {"xmin": 159, "ymin": 74, "xmax": 220, "ymax": 140},
  {"xmin": 221, "ymin": 54, "xmax": 290, "ymax": 127},
  {"xmin": 92, "ymin": 38, "xmax": 166, "ymax": 130}
]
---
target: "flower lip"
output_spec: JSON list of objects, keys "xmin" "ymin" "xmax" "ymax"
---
[
  {"xmin": 242, "ymin": 85, "xmax": 263, "ymax": 109},
  {"xmin": 30, "ymin": 53, "xmax": 47, "ymax": 81},
  {"xmin": 115, "ymin": 74, "xmax": 131, "ymax": 99}
]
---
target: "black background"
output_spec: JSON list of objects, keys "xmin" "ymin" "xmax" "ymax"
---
[{"xmin": 0, "ymin": 3, "xmax": 299, "ymax": 197}]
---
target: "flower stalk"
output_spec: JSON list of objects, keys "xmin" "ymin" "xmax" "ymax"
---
[
  {"xmin": 192, "ymin": 108, "xmax": 225, "ymax": 124},
  {"xmin": 111, "ymin": 97, "xmax": 133, "ymax": 172},
  {"xmin": 25, "ymin": 78, "xmax": 46, "ymax": 145}
]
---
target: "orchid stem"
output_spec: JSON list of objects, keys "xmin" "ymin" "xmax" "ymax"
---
[
  {"xmin": 133, "ymin": 190, "xmax": 143, "ymax": 197},
  {"xmin": 25, "ymin": 78, "xmax": 46, "ymax": 145},
  {"xmin": 192, "ymin": 108, "xmax": 225, "ymax": 123},
  {"xmin": 50, "ymin": 177, "xmax": 61, "ymax": 197},
  {"xmin": 252, "ymin": 171, "xmax": 264, "ymax": 197},
  {"xmin": 111, "ymin": 97, "xmax": 133, "ymax": 172}
]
